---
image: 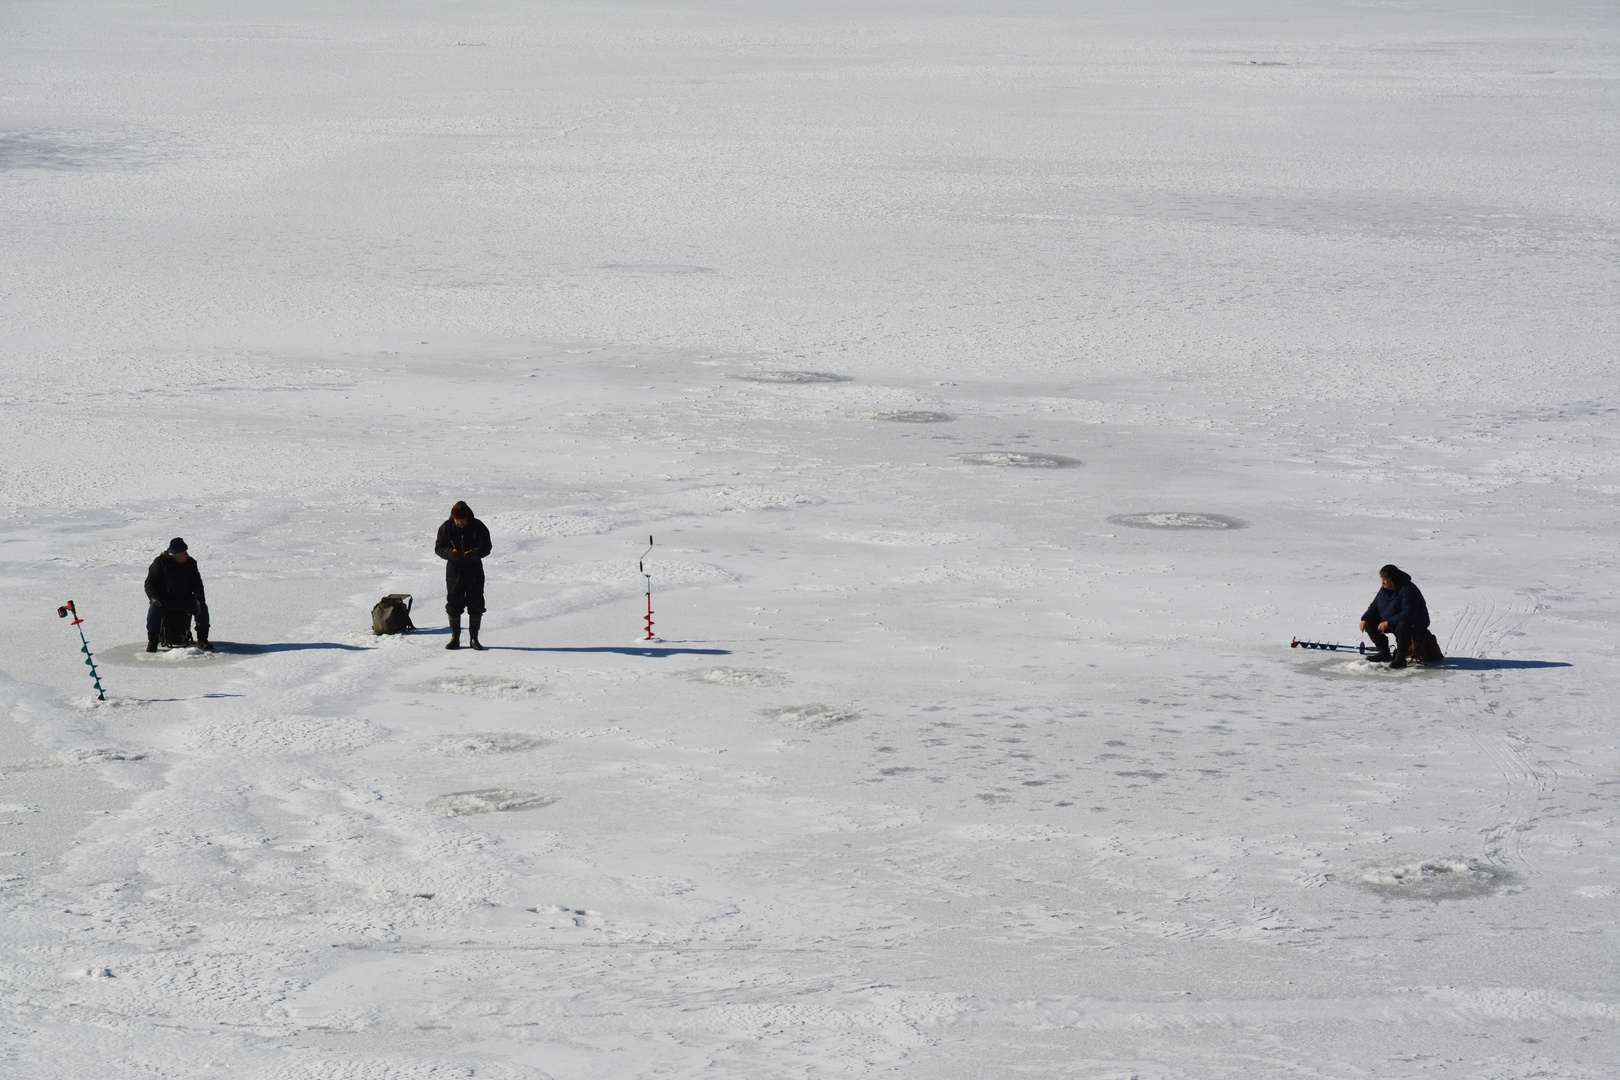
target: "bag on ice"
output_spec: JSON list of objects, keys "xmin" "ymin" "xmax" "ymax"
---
[{"xmin": 371, "ymin": 593, "xmax": 416, "ymax": 635}]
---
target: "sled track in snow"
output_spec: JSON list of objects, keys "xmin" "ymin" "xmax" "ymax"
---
[{"xmin": 1444, "ymin": 596, "xmax": 1555, "ymax": 877}]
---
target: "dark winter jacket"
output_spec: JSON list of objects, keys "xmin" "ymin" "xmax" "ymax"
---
[
  {"xmin": 435, "ymin": 517, "xmax": 492, "ymax": 582},
  {"xmin": 1362, "ymin": 570, "xmax": 1429, "ymax": 629},
  {"xmin": 145, "ymin": 553, "xmax": 206, "ymax": 609}
]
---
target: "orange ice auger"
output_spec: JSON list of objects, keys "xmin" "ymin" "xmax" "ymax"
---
[
  {"xmin": 639, "ymin": 536, "xmax": 656, "ymax": 641},
  {"xmin": 57, "ymin": 601, "xmax": 106, "ymax": 700}
]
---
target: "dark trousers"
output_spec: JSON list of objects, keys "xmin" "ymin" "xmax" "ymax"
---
[
  {"xmin": 446, "ymin": 569, "xmax": 485, "ymax": 620},
  {"xmin": 148, "ymin": 598, "xmax": 210, "ymax": 642},
  {"xmin": 1365, "ymin": 619, "xmax": 1418, "ymax": 659}
]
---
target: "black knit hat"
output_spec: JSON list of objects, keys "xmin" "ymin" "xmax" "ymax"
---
[{"xmin": 167, "ymin": 537, "xmax": 188, "ymax": 554}]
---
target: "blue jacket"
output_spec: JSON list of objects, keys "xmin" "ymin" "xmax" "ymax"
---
[{"xmin": 1362, "ymin": 573, "xmax": 1429, "ymax": 629}]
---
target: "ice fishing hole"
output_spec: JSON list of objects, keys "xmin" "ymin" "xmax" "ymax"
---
[
  {"xmin": 859, "ymin": 410, "xmax": 955, "ymax": 423},
  {"xmin": 958, "ymin": 452, "xmax": 1079, "ymax": 469},
  {"xmin": 412, "ymin": 675, "xmax": 547, "ymax": 700},
  {"xmin": 600, "ymin": 263, "xmax": 714, "ymax": 275},
  {"xmin": 427, "ymin": 732, "xmax": 549, "ymax": 756},
  {"xmin": 1345, "ymin": 859, "xmax": 1509, "ymax": 900},
  {"xmin": 1108, "ymin": 512, "xmax": 1246, "ymax": 530},
  {"xmin": 761, "ymin": 704, "xmax": 859, "ymax": 730},
  {"xmin": 731, "ymin": 371, "xmax": 853, "ymax": 384},
  {"xmin": 427, "ymin": 789, "xmax": 557, "ymax": 816},
  {"xmin": 685, "ymin": 666, "xmax": 788, "ymax": 688},
  {"xmin": 1299, "ymin": 658, "xmax": 1450, "ymax": 681}
]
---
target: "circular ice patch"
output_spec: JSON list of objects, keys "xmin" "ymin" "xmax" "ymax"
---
[
  {"xmin": 1109, "ymin": 512, "xmax": 1246, "ymax": 530},
  {"xmin": 761, "ymin": 704, "xmax": 859, "ymax": 730},
  {"xmin": 859, "ymin": 410, "xmax": 955, "ymax": 423},
  {"xmin": 98, "ymin": 642, "xmax": 252, "ymax": 667},
  {"xmin": 414, "ymin": 675, "xmax": 547, "ymax": 700},
  {"xmin": 958, "ymin": 452, "xmax": 1079, "ymax": 469},
  {"xmin": 1347, "ymin": 859, "xmax": 1507, "ymax": 900},
  {"xmin": 731, "ymin": 371, "xmax": 853, "ymax": 384},
  {"xmin": 427, "ymin": 732, "xmax": 549, "ymax": 756},
  {"xmin": 1298, "ymin": 658, "xmax": 1447, "ymax": 680},
  {"xmin": 427, "ymin": 789, "xmax": 557, "ymax": 816},
  {"xmin": 600, "ymin": 263, "xmax": 714, "ymax": 274},
  {"xmin": 685, "ymin": 667, "xmax": 789, "ymax": 688}
]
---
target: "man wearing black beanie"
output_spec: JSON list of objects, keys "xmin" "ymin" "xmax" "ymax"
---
[
  {"xmin": 435, "ymin": 501, "xmax": 492, "ymax": 650},
  {"xmin": 144, "ymin": 537, "xmax": 211, "ymax": 652}
]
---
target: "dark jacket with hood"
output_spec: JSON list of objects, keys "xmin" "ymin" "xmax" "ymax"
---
[
  {"xmin": 435, "ymin": 516, "xmax": 492, "ymax": 585},
  {"xmin": 145, "ymin": 553, "xmax": 206, "ymax": 609},
  {"xmin": 1362, "ymin": 568, "xmax": 1429, "ymax": 629}
]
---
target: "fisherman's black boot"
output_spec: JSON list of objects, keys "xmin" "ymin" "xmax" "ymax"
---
[
  {"xmin": 146, "ymin": 639, "xmax": 158, "ymax": 654},
  {"xmin": 197, "ymin": 639, "xmax": 214, "ymax": 652},
  {"xmin": 446, "ymin": 614, "xmax": 462, "ymax": 650},
  {"xmin": 468, "ymin": 615, "xmax": 484, "ymax": 651}
]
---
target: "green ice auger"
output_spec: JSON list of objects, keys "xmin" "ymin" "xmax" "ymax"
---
[{"xmin": 57, "ymin": 600, "xmax": 106, "ymax": 701}]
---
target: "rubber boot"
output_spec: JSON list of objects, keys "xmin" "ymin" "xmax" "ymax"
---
[
  {"xmin": 446, "ymin": 613, "xmax": 461, "ymax": 650},
  {"xmin": 146, "ymin": 639, "xmax": 158, "ymax": 654},
  {"xmin": 468, "ymin": 614, "xmax": 484, "ymax": 651},
  {"xmin": 197, "ymin": 639, "xmax": 214, "ymax": 652}
]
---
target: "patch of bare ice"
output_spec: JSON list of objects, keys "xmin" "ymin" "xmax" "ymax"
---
[
  {"xmin": 427, "ymin": 789, "xmax": 557, "ymax": 816},
  {"xmin": 958, "ymin": 452, "xmax": 1079, "ymax": 468},
  {"xmin": 1349, "ymin": 859, "xmax": 1507, "ymax": 899},
  {"xmin": 426, "ymin": 731, "xmax": 548, "ymax": 756},
  {"xmin": 684, "ymin": 667, "xmax": 789, "ymax": 687},
  {"xmin": 414, "ymin": 675, "xmax": 547, "ymax": 700},
  {"xmin": 1109, "ymin": 512, "xmax": 1246, "ymax": 530},
  {"xmin": 761, "ymin": 704, "xmax": 860, "ymax": 730},
  {"xmin": 731, "ymin": 371, "xmax": 852, "ymax": 384}
]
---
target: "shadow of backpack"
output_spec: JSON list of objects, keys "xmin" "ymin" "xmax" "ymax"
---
[{"xmin": 372, "ymin": 593, "xmax": 416, "ymax": 635}]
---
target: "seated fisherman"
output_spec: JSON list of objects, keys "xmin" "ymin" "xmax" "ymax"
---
[
  {"xmin": 1360, "ymin": 564, "xmax": 1428, "ymax": 668},
  {"xmin": 145, "ymin": 537, "xmax": 211, "ymax": 652}
]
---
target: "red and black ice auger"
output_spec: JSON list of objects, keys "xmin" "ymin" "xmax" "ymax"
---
[
  {"xmin": 1290, "ymin": 637, "xmax": 1372, "ymax": 654},
  {"xmin": 57, "ymin": 600, "xmax": 106, "ymax": 701},
  {"xmin": 639, "ymin": 536, "xmax": 656, "ymax": 641}
]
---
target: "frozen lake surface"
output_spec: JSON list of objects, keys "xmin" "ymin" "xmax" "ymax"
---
[{"xmin": 2, "ymin": 1, "xmax": 1618, "ymax": 1077}]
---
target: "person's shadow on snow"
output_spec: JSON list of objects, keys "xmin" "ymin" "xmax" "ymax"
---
[
  {"xmin": 485, "ymin": 646, "xmax": 732, "ymax": 658},
  {"xmin": 215, "ymin": 642, "xmax": 371, "ymax": 654},
  {"xmin": 1442, "ymin": 657, "xmax": 1572, "ymax": 671}
]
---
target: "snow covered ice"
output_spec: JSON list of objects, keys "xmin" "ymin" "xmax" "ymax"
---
[{"xmin": 3, "ymin": 1, "xmax": 1619, "ymax": 1077}]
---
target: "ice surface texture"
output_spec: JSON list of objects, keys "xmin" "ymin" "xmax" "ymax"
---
[
  {"xmin": 426, "ymin": 789, "xmax": 557, "ymax": 816},
  {"xmin": 3, "ymin": 2, "xmax": 1616, "ymax": 1078},
  {"xmin": 426, "ymin": 732, "xmax": 548, "ymax": 756},
  {"xmin": 958, "ymin": 452, "xmax": 1080, "ymax": 468},
  {"xmin": 1109, "ymin": 512, "xmax": 1246, "ymax": 530},
  {"xmin": 858, "ymin": 410, "xmax": 955, "ymax": 423},
  {"xmin": 684, "ymin": 666, "xmax": 789, "ymax": 687},
  {"xmin": 760, "ymin": 704, "xmax": 860, "ymax": 730},
  {"xmin": 731, "ymin": 371, "xmax": 853, "ymax": 384},
  {"xmin": 411, "ymin": 674, "xmax": 547, "ymax": 700}
]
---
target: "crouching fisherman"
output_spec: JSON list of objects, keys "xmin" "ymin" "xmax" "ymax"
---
[
  {"xmin": 436, "ymin": 501, "xmax": 491, "ymax": 651},
  {"xmin": 145, "ymin": 537, "xmax": 211, "ymax": 652},
  {"xmin": 1360, "ymin": 564, "xmax": 1428, "ymax": 668}
]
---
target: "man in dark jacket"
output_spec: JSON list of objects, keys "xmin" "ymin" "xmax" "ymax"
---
[
  {"xmin": 145, "ymin": 537, "xmax": 211, "ymax": 652},
  {"xmin": 1360, "ymin": 564, "xmax": 1429, "ymax": 668},
  {"xmin": 435, "ymin": 501, "xmax": 492, "ymax": 650}
]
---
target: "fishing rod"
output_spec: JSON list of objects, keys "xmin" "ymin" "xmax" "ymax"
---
[{"xmin": 57, "ymin": 600, "xmax": 106, "ymax": 700}]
